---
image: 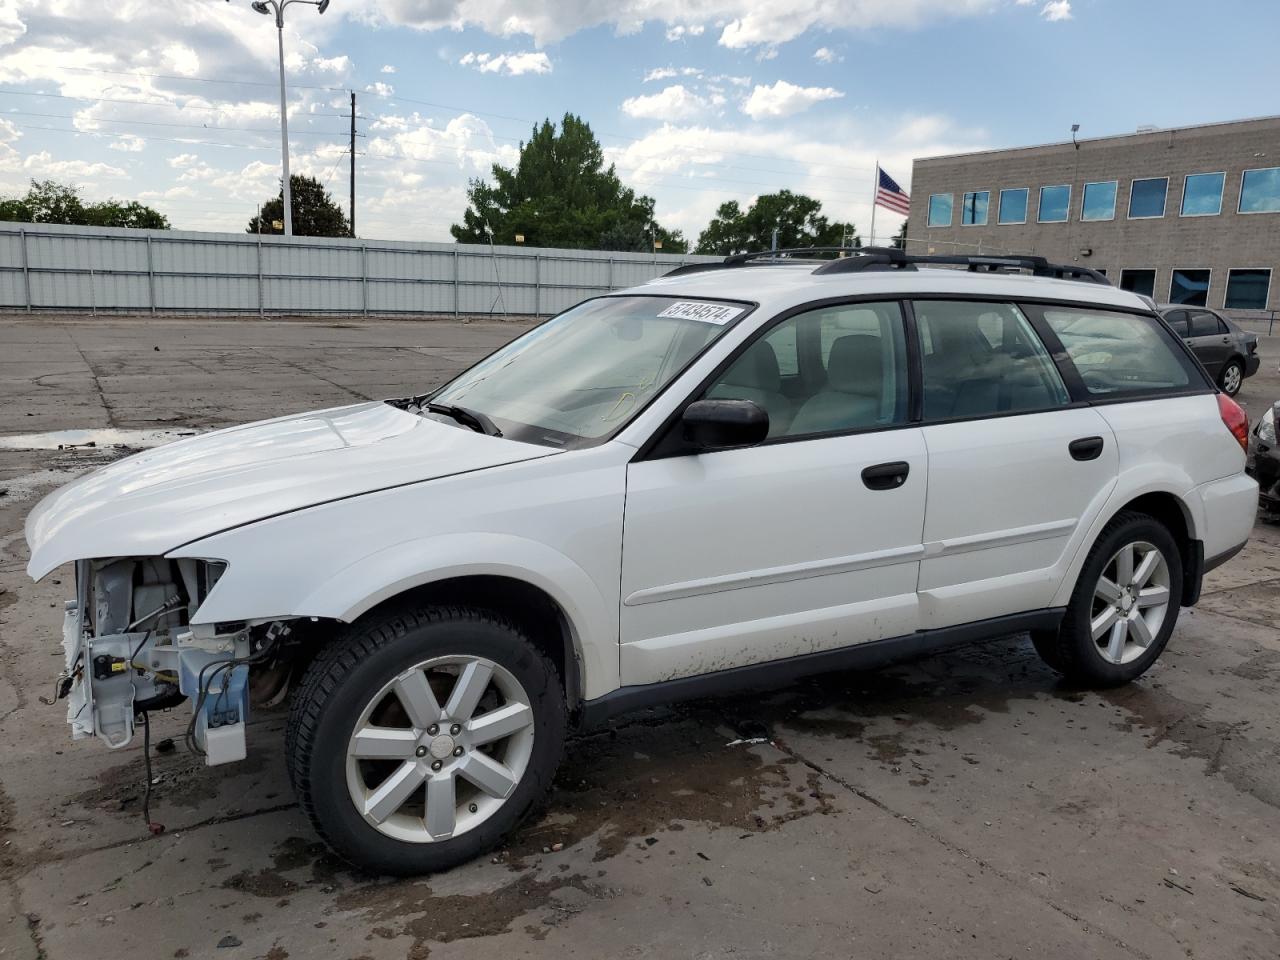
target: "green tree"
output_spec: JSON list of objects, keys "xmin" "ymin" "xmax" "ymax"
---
[
  {"xmin": 248, "ymin": 174, "xmax": 350, "ymax": 237},
  {"xmin": 451, "ymin": 113, "xmax": 682, "ymax": 251},
  {"xmin": 891, "ymin": 219, "xmax": 907, "ymax": 250},
  {"xmin": 0, "ymin": 179, "xmax": 169, "ymax": 228},
  {"xmin": 694, "ymin": 190, "xmax": 856, "ymax": 255},
  {"xmin": 85, "ymin": 200, "xmax": 170, "ymax": 229}
]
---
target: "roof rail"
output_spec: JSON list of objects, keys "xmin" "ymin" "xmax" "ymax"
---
[
  {"xmin": 662, "ymin": 246, "xmax": 859, "ymax": 278},
  {"xmin": 811, "ymin": 247, "xmax": 1111, "ymax": 285},
  {"xmin": 662, "ymin": 246, "xmax": 1110, "ymax": 285}
]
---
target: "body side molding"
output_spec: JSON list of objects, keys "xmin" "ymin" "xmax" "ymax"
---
[{"xmin": 579, "ymin": 607, "xmax": 1064, "ymax": 727}]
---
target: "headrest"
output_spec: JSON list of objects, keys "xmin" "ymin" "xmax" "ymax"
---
[
  {"xmin": 827, "ymin": 334, "xmax": 883, "ymax": 394},
  {"xmin": 723, "ymin": 339, "xmax": 782, "ymax": 393}
]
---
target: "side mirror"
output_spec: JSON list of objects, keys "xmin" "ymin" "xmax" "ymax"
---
[{"xmin": 682, "ymin": 399, "xmax": 769, "ymax": 450}]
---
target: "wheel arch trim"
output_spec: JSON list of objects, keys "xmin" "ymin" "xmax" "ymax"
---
[
  {"xmin": 293, "ymin": 533, "xmax": 618, "ymax": 700},
  {"xmin": 1050, "ymin": 477, "xmax": 1202, "ymax": 609}
]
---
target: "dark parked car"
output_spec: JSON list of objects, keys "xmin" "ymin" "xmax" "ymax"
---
[
  {"xmin": 1158, "ymin": 305, "xmax": 1260, "ymax": 396},
  {"xmin": 1248, "ymin": 401, "xmax": 1279, "ymax": 515}
]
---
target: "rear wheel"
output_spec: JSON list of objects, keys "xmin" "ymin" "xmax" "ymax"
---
[
  {"xmin": 1032, "ymin": 512, "xmax": 1181, "ymax": 686},
  {"xmin": 1219, "ymin": 359, "xmax": 1244, "ymax": 396},
  {"xmin": 288, "ymin": 604, "xmax": 566, "ymax": 875}
]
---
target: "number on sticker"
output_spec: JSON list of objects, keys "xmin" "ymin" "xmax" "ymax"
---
[{"xmin": 656, "ymin": 301, "xmax": 744, "ymax": 325}]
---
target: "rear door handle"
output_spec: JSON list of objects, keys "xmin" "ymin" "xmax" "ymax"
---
[
  {"xmin": 1069, "ymin": 436, "xmax": 1104, "ymax": 461},
  {"xmin": 861, "ymin": 461, "xmax": 910, "ymax": 490}
]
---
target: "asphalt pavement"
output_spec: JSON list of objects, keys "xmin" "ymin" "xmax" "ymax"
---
[{"xmin": 1, "ymin": 316, "xmax": 1279, "ymax": 960}]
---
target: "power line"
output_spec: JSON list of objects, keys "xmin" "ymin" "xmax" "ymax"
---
[
  {"xmin": 2, "ymin": 109, "xmax": 349, "ymax": 137},
  {"xmin": 1, "ymin": 120, "xmax": 293, "ymax": 152},
  {"xmin": 0, "ymin": 87, "xmax": 355, "ymax": 119},
  {"xmin": 17, "ymin": 66, "xmax": 878, "ymax": 177}
]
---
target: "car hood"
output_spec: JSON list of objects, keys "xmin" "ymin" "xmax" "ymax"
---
[{"xmin": 25, "ymin": 402, "xmax": 557, "ymax": 580}]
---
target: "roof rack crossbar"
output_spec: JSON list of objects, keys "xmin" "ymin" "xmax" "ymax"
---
[
  {"xmin": 810, "ymin": 247, "xmax": 1110, "ymax": 285},
  {"xmin": 662, "ymin": 246, "xmax": 1110, "ymax": 286},
  {"xmin": 661, "ymin": 246, "xmax": 864, "ymax": 279}
]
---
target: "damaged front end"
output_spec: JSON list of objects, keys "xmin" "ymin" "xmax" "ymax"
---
[{"xmin": 59, "ymin": 556, "xmax": 290, "ymax": 765}]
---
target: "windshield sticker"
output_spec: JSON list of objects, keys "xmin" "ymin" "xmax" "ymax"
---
[{"xmin": 656, "ymin": 301, "xmax": 745, "ymax": 325}]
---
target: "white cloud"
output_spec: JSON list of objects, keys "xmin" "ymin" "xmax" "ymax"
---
[
  {"xmin": 643, "ymin": 66, "xmax": 703, "ymax": 82},
  {"xmin": 380, "ymin": 64, "xmax": 397, "ymax": 73},
  {"xmin": 1041, "ymin": 0, "xmax": 1072, "ymax": 20},
  {"xmin": 366, "ymin": 112, "xmax": 518, "ymax": 174},
  {"xmin": 159, "ymin": 43, "xmax": 200, "ymax": 77},
  {"xmin": 603, "ymin": 114, "xmax": 984, "ymax": 242},
  {"xmin": 621, "ymin": 85, "xmax": 709, "ymax": 122},
  {"xmin": 459, "ymin": 50, "xmax": 552, "ymax": 75},
  {"xmin": 813, "ymin": 46, "xmax": 841, "ymax": 63},
  {"xmin": 665, "ymin": 24, "xmax": 705, "ymax": 41},
  {"xmin": 373, "ymin": 0, "xmax": 1003, "ymax": 48},
  {"xmin": 741, "ymin": 80, "xmax": 844, "ymax": 119},
  {"xmin": 366, "ymin": 81, "xmax": 395, "ymax": 96},
  {"xmin": 22, "ymin": 151, "xmax": 126, "ymax": 179},
  {"xmin": 107, "ymin": 135, "xmax": 145, "ymax": 153}
]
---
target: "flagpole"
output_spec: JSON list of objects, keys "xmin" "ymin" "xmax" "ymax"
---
[{"xmin": 869, "ymin": 160, "xmax": 879, "ymax": 248}]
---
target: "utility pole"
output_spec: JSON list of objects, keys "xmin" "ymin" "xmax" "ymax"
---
[
  {"xmin": 349, "ymin": 91, "xmax": 357, "ymax": 237},
  {"xmin": 249, "ymin": 0, "xmax": 331, "ymax": 236}
]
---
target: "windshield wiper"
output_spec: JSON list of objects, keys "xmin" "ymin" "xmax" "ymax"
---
[{"xmin": 424, "ymin": 401, "xmax": 503, "ymax": 437}]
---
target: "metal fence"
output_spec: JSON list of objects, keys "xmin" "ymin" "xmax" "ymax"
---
[{"xmin": 0, "ymin": 222, "xmax": 718, "ymax": 317}]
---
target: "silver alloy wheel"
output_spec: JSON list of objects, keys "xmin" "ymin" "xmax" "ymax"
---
[
  {"xmin": 1222, "ymin": 363, "xmax": 1243, "ymax": 395},
  {"xmin": 345, "ymin": 655, "xmax": 535, "ymax": 844},
  {"xmin": 1090, "ymin": 540, "xmax": 1172, "ymax": 665}
]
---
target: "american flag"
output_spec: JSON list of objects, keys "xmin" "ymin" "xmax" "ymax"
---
[{"xmin": 874, "ymin": 166, "xmax": 911, "ymax": 215}]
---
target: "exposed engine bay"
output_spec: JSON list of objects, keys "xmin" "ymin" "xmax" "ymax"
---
[{"xmin": 58, "ymin": 556, "xmax": 294, "ymax": 766}]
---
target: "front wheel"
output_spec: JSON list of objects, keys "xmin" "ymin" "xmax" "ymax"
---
[
  {"xmin": 287, "ymin": 605, "xmax": 566, "ymax": 875},
  {"xmin": 1219, "ymin": 359, "xmax": 1244, "ymax": 396},
  {"xmin": 1032, "ymin": 511, "xmax": 1181, "ymax": 686}
]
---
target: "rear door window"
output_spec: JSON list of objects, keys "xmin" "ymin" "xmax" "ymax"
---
[
  {"xmin": 1039, "ymin": 307, "xmax": 1202, "ymax": 397},
  {"xmin": 1163, "ymin": 310, "xmax": 1189, "ymax": 336},
  {"xmin": 1188, "ymin": 311, "xmax": 1222, "ymax": 337},
  {"xmin": 911, "ymin": 301, "xmax": 1069, "ymax": 420}
]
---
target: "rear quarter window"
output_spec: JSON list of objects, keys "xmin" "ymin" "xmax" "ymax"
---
[{"xmin": 1039, "ymin": 307, "xmax": 1204, "ymax": 397}]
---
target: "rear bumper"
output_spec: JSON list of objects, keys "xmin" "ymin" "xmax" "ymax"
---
[
  {"xmin": 1194, "ymin": 471, "xmax": 1258, "ymax": 563},
  {"xmin": 1244, "ymin": 354, "xmax": 1261, "ymax": 378}
]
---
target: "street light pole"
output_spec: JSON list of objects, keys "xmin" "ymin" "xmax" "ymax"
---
[{"xmin": 249, "ymin": 0, "xmax": 330, "ymax": 236}]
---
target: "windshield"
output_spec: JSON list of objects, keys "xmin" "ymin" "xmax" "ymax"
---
[{"xmin": 427, "ymin": 295, "xmax": 749, "ymax": 447}]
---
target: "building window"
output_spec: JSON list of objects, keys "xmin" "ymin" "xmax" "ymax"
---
[
  {"xmin": 1181, "ymin": 172, "xmax": 1225, "ymax": 217},
  {"xmin": 960, "ymin": 191, "xmax": 989, "ymax": 225},
  {"xmin": 1119, "ymin": 268, "xmax": 1156, "ymax": 298},
  {"xmin": 1224, "ymin": 268, "xmax": 1272, "ymax": 310},
  {"xmin": 928, "ymin": 193, "xmax": 953, "ymax": 227},
  {"xmin": 997, "ymin": 188, "xmax": 1028, "ymax": 224},
  {"xmin": 1128, "ymin": 177, "xmax": 1168, "ymax": 219},
  {"xmin": 1038, "ymin": 185, "xmax": 1070, "ymax": 223},
  {"xmin": 1239, "ymin": 167, "xmax": 1280, "ymax": 214},
  {"xmin": 1169, "ymin": 268, "xmax": 1211, "ymax": 306},
  {"xmin": 1081, "ymin": 181, "xmax": 1117, "ymax": 221}
]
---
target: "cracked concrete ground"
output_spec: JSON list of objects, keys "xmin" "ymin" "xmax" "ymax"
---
[{"xmin": 1, "ymin": 316, "xmax": 1278, "ymax": 960}]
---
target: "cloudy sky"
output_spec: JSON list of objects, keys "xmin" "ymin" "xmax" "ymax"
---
[{"xmin": 0, "ymin": 0, "xmax": 1276, "ymax": 245}]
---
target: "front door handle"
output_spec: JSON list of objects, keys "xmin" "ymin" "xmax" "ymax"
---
[
  {"xmin": 1069, "ymin": 436, "xmax": 1104, "ymax": 461},
  {"xmin": 861, "ymin": 461, "xmax": 910, "ymax": 490}
]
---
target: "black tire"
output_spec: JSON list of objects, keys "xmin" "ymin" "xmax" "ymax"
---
[
  {"xmin": 1219, "ymin": 358, "xmax": 1244, "ymax": 396},
  {"xmin": 1033, "ymin": 511, "xmax": 1182, "ymax": 686},
  {"xmin": 287, "ymin": 604, "xmax": 566, "ymax": 876}
]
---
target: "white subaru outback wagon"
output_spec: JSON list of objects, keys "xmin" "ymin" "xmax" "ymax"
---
[{"xmin": 25, "ymin": 248, "xmax": 1258, "ymax": 874}]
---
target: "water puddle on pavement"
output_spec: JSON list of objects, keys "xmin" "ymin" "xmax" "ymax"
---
[{"xmin": 0, "ymin": 428, "xmax": 198, "ymax": 451}]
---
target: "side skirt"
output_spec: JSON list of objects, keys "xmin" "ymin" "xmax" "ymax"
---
[{"xmin": 578, "ymin": 608, "xmax": 1064, "ymax": 728}]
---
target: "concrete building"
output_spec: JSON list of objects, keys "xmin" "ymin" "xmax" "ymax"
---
[{"xmin": 906, "ymin": 116, "xmax": 1280, "ymax": 315}]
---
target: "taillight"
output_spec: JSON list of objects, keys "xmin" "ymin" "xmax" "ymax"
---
[{"xmin": 1217, "ymin": 393, "xmax": 1249, "ymax": 453}]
